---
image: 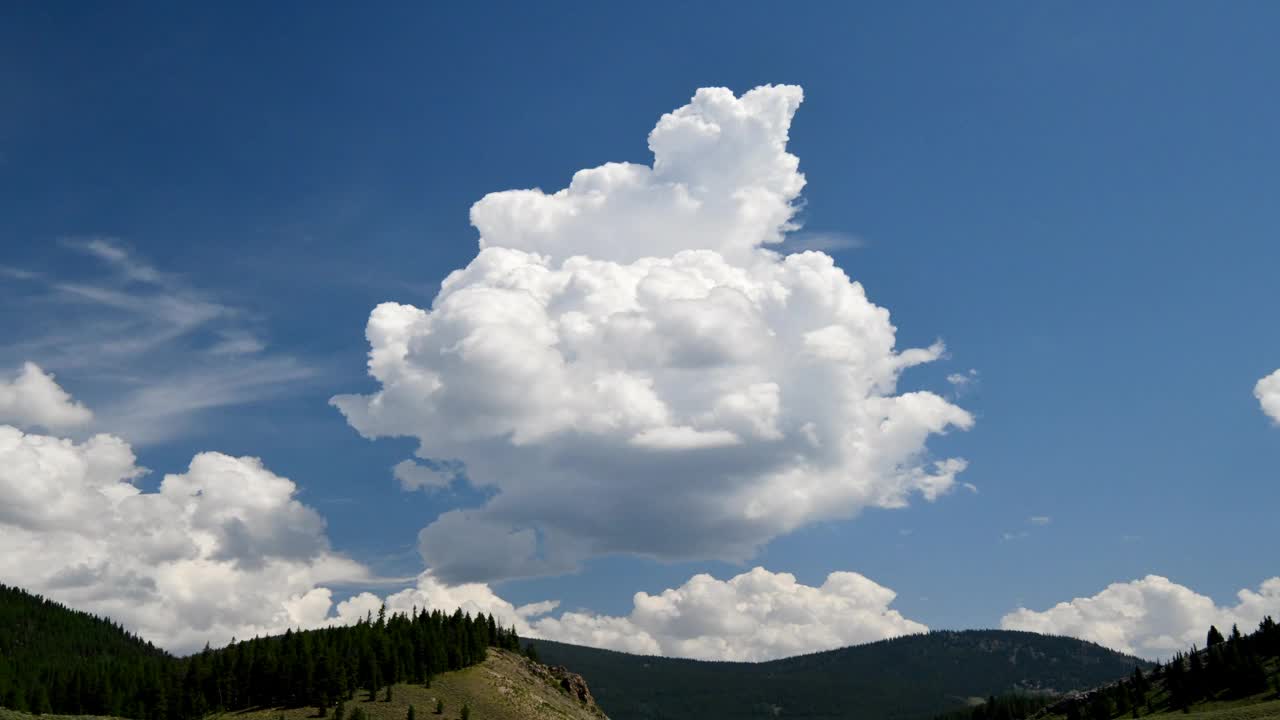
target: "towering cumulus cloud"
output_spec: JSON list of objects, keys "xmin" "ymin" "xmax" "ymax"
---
[{"xmin": 333, "ymin": 85, "xmax": 974, "ymax": 583}]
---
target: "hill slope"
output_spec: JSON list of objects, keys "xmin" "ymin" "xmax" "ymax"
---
[
  {"xmin": 0, "ymin": 649, "xmax": 607, "ymax": 720},
  {"xmin": 1138, "ymin": 700, "xmax": 1280, "ymax": 720},
  {"xmin": 939, "ymin": 619, "xmax": 1280, "ymax": 720},
  {"xmin": 215, "ymin": 649, "xmax": 606, "ymax": 720},
  {"xmin": 0, "ymin": 584, "xmax": 524, "ymax": 719},
  {"xmin": 0, "ymin": 584, "xmax": 172, "ymax": 716},
  {"xmin": 530, "ymin": 630, "xmax": 1150, "ymax": 720}
]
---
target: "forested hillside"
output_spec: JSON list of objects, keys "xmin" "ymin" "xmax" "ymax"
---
[
  {"xmin": 938, "ymin": 617, "xmax": 1280, "ymax": 720},
  {"xmin": 1035, "ymin": 618, "xmax": 1280, "ymax": 720},
  {"xmin": 0, "ymin": 584, "xmax": 519, "ymax": 720},
  {"xmin": 530, "ymin": 630, "xmax": 1151, "ymax": 720}
]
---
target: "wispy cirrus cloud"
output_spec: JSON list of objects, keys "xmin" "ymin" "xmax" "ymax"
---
[
  {"xmin": 0, "ymin": 238, "xmax": 316, "ymax": 444},
  {"xmin": 1001, "ymin": 515, "xmax": 1051, "ymax": 541}
]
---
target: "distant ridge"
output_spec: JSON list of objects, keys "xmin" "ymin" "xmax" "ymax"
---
[{"xmin": 530, "ymin": 629, "xmax": 1151, "ymax": 720}]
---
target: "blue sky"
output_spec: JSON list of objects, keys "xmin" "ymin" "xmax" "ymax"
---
[{"xmin": 3, "ymin": 2, "xmax": 1279, "ymax": 659}]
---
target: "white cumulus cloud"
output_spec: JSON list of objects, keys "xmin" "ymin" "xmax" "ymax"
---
[
  {"xmin": 530, "ymin": 566, "xmax": 927, "ymax": 661},
  {"xmin": 1256, "ymin": 369, "xmax": 1280, "ymax": 423},
  {"xmin": 330, "ymin": 571, "xmax": 548, "ymax": 630},
  {"xmin": 0, "ymin": 362, "xmax": 93, "ymax": 431},
  {"xmin": 344, "ymin": 566, "xmax": 925, "ymax": 662},
  {"xmin": 0, "ymin": 415, "xmax": 367, "ymax": 654},
  {"xmin": 333, "ymin": 85, "xmax": 973, "ymax": 584},
  {"xmin": 1000, "ymin": 575, "xmax": 1280, "ymax": 659}
]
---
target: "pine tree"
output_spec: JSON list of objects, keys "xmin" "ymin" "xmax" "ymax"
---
[
  {"xmin": 1188, "ymin": 649, "xmax": 1206, "ymax": 701},
  {"xmin": 1207, "ymin": 626, "xmax": 1225, "ymax": 648},
  {"xmin": 1088, "ymin": 691, "xmax": 1112, "ymax": 720},
  {"xmin": 10, "ymin": 685, "xmax": 29, "ymax": 713},
  {"xmin": 1114, "ymin": 685, "xmax": 1130, "ymax": 715},
  {"xmin": 34, "ymin": 686, "xmax": 53, "ymax": 715},
  {"xmin": 1166, "ymin": 655, "xmax": 1190, "ymax": 713}
]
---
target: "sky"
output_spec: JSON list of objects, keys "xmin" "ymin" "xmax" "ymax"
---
[{"xmin": 2, "ymin": 1, "xmax": 1279, "ymax": 662}]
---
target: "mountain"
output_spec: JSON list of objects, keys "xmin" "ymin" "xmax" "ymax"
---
[{"xmin": 528, "ymin": 630, "xmax": 1151, "ymax": 720}]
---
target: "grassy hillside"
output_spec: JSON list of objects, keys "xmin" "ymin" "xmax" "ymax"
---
[
  {"xmin": 1022, "ymin": 657, "xmax": 1280, "ymax": 720},
  {"xmin": 530, "ymin": 630, "xmax": 1151, "ymax": 720},
  {"xmin": 0, "ymin": 650, "xmax": 606, "ymax": 720},
  {"xmin": 1141, "ymin": 699, "xmax": 1280, "ymax": 720},
  {"xmin": 212, "ymin": 649, "xmax": 605, "ymax": 720},
  {"xmin": 1033, "ymin": 692, "xmax": 1280, "ymax": 720}
]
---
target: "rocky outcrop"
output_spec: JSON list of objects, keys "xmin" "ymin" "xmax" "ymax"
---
[
  {"xmin": 521, "ymin": 654, "xmax": 606, "ymax": 716},
  {"xmin": 551, "ymin": 666, "xmax": 596, "ymax": 705}
]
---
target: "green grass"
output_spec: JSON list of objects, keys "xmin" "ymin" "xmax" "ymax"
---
[{"xmin": 1142, "ymin": 699, "xmax": 1280, "ymax": 720}]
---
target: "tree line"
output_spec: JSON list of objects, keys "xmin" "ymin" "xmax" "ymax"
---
[
  {"xmin": 1152, "ymin": 617, "xmax": 1279, "ymax": 713},
  {"xmin": 0, "ymin": 583, "xmax": 521, "ymax": 720}
]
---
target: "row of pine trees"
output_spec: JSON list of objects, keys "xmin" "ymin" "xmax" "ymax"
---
[
  {"xmin": 1152, "ymin": 617, "xmax": 1280, "ymax": 713},
  {"xmin": 0, "ymin": 584, "xmax": 521, "ymax": 720}
]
